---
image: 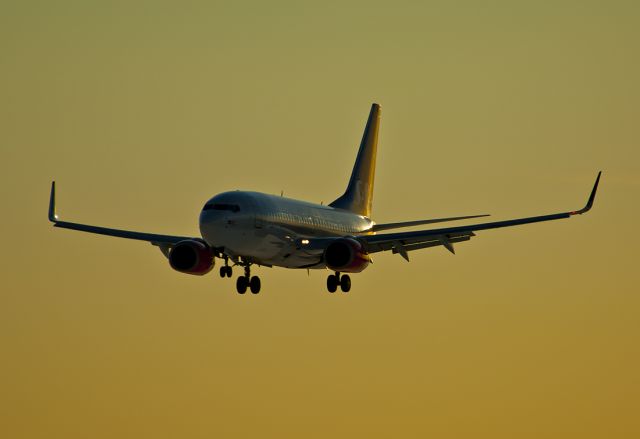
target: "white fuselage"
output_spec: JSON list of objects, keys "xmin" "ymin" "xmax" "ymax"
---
[{"xmin": 199, "ymin": 191, "xmax": 373, "ymax": 269}]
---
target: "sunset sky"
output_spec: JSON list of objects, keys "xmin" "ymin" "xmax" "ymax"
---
[{"xmin": 1, "ymin": 1, "xmax": 639, "ymax": 438}]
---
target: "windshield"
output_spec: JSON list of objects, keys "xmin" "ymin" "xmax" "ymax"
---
[{"xmin": 203, "ymin": 203, "xmax": 240, "ymax": 212}]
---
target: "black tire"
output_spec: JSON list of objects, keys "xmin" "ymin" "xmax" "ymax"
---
[
  {"xmin": 250, "ymin": 276, "xmax": 261, "ymax": 294},
  {"xmin": 219, "ymin": 266, "xmax": 227, "ymax": 278},
  {"xmin": 327, "ymin": 275, "xmax": 338, "ymax": 293},
  {"xmin": 340, "ymin": 275, "xmax": 351, "ymax": 293},
  {"xmin": 226, "ymin": 266, "xmax": 233, "ymax": 277},
  {"xmin": 236, "ymin": 276, "xmax": 247, "ymax": 294}
]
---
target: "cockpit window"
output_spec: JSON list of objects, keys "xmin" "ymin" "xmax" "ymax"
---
[{"xmin": 203, "ymin": 203, "xmax": 240, "ymax": 212}]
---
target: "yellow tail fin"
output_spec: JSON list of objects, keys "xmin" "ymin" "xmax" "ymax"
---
[{"xmin": 329, "ymin": 103, "xmax": 381, "ymax": 217}]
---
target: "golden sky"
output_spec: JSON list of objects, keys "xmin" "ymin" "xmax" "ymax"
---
[{"xmin": 1, "ymin": 1, "xmax": 639, "ymax": 438}]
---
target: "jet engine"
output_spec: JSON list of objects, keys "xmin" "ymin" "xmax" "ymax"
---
[
  {"xmin": 169, "ymin": 240, "xmax": 215, "ymax": 275},
  {"xmin": 323, "ymin": 238, "xmax": 370, "ymax": 273}
]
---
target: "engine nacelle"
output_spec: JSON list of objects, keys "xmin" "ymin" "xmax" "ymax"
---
[
  {"xmin": 169, "ymin": 240, "xmax": 215, "ymax": 276},
  {"xmin": 323, "ymin": 238, "xmax": 370, "ymax": 273}
]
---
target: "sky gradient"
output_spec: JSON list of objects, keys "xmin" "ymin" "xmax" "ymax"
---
[{"xmin": 1, "ymin": 1, "xmax": 639, "ymax": 438}]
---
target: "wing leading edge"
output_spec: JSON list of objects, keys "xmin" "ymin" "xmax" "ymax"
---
[
  {"xmin": 48, "ymin": 182, "xmax": 196, "ymax": 248},
  {"xmin": 360, "ymin": 172, "xmax": 601, "ymax": 261}
]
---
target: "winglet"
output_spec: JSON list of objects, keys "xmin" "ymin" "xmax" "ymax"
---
[
  {"xmin": 571, "ymin": 171, "xmax": 601, "ymax": 215},
  {"xmin": 48, "ymin": 181, "xmax": 58, "ymax": 222}
]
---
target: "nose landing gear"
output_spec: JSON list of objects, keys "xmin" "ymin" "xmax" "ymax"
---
[
  {"xmin": 327, "ymin": 272, "xmax": 351, "ymax": 293},
  {"xmin": 219, "ymin": 265, "xmax": 233, "ymax": 278},
  {"xmin": 219, "ymin": 257, "xmax": 233, "ymax": 278}
]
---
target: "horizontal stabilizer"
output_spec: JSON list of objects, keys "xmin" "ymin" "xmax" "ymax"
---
[{"xmin": 371, "ymin": 214, "xmax": 489, "ymax": 232}]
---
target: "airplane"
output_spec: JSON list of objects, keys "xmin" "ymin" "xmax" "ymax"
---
[{"xmin": 48, "ymin": 103, "xmax": 601, "ymax": 294}]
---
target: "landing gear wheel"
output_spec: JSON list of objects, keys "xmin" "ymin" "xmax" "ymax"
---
[
  {"xmin": 249, "ymin": 276, "xmax": 261, "ymax": 294},
  {"xmin": 236, "ymin": 276, "xmax": 248, "ymax": 294},
  {"xmin": 219, "ymin": 266, "xmax": 226, "ymax": 278},
  {"xmin": 327, "ymin": 275, "xmax": 338, "ymax": 293},
  {"xmin": 225, "ymin": 266, "xmax": 233, "ymax": 277},
  {"xmin": 340, "ymin": 274, "xmax": 351, "ymax": 293}
]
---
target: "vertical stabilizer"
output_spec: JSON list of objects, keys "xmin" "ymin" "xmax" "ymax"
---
[{"xmin": 329, "ymin": 103, "xmax": 380, "ymax": 217}]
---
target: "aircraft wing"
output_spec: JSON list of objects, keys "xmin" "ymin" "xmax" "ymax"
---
[
  {"xmin": 359, "ymin": 172, "xmax": 601, "ymax": 261},
  {"xmin": 48, "ymin": 182, "xmax": 197, "ymax": 252}
]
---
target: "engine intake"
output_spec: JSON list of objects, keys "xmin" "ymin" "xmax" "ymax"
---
[
  {"xmin": 169, "ymin": 240, "xmax": 214, "ymax": 275},
  {"xmin": 324, "ymin": 238, "xmax": 370, "ymax": 273}
]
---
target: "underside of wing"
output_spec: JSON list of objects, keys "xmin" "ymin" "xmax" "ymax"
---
[{"xmin": 364, "ymin": 230, "xmax": 475, "ymax": 260}]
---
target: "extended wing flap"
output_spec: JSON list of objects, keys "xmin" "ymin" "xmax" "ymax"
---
[
  {"xmin": 365, "ymin": 231, "xmax": 475, "ymax": 253},
  {"xmin": 393, "ymin": 234, "xmax": 474, "ymax": 255}
]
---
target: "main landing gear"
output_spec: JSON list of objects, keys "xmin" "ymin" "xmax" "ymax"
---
[
  {"xmin": 235, "ymin": 264, "xmax": 261, "ymax": 295},
  {"xmin": 327, "ymin": 272, "xmax": 351, "ymax": 293}
]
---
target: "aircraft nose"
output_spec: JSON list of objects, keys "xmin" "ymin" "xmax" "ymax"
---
[{"xmin": 199, "ymin": 208, "xmax": 222, "ymax": 224}]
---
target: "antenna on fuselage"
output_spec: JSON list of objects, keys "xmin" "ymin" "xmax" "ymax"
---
[{"xmin": 280, "ymin": 190, "xmax": 284, "ymax": 197}]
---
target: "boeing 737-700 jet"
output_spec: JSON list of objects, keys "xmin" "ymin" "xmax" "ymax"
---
[{"xmin": 48, "ymin": 104, "xmax": 601, "ymax": 294}]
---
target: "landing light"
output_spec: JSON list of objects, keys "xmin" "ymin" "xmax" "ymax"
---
[{"xmin": 301, "ymin": 239, "xmax": 310, "ymax": 245}]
